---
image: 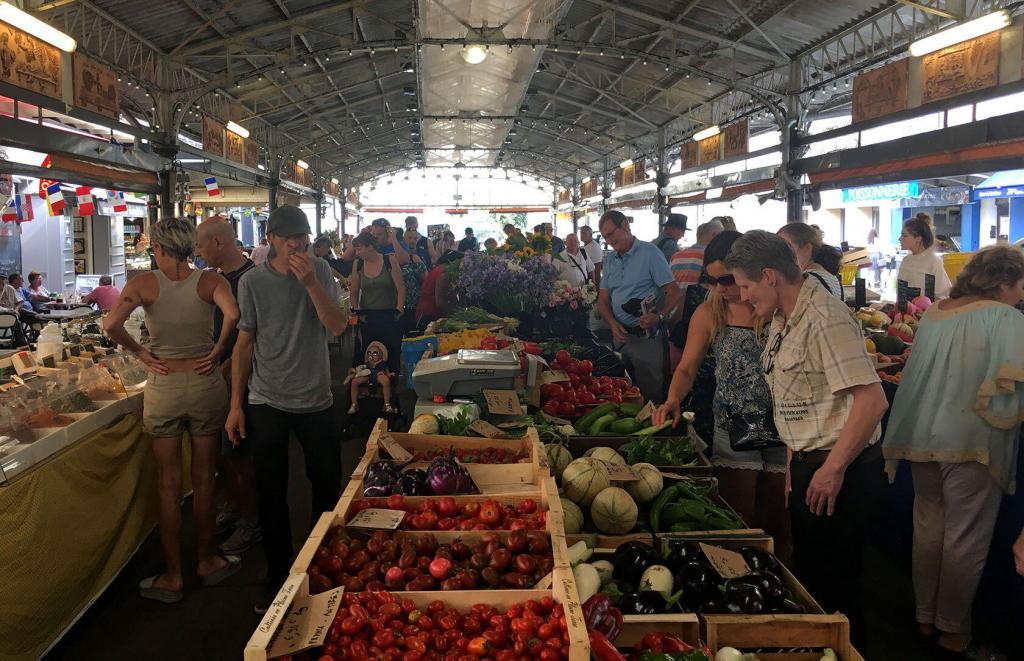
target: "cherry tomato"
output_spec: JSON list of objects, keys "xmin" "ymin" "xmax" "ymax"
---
[
  {"xmin": 554, "ymin": 349, "xmax": 571, "ymax": 364},
  {"xmin": 386, "ymin": 494, "xmax": 406, "ymax": 510}
]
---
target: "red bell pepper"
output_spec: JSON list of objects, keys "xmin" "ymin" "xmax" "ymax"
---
[{"xmin": 589, "ymin": 630, "xmax": 625, "ymax": 661}]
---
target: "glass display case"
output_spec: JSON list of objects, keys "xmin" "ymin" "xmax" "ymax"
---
[{"xmin": 0, "ymin": 354, "xmax": 141, "ymax": 483}]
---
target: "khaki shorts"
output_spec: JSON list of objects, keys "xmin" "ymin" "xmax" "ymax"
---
[{"xmin": 144, "ymin": 370, "xmax": 228, "ymax": 438}]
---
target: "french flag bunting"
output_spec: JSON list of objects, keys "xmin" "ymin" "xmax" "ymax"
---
[
  {"xmin": 204, "ymin": 176, "xmax": 220, "ymax": 197},
  {"xmin": 2, "ymin": 198, "xmax": 18, "ymax": 222},
  {"xmin": 112, "ymin": 191, "xmax": 128, "ymax": 213},
  {"xmin": 46, "ymin": 182, "xmax": 66, "ymax": 214},
  {"xmin": 76, "ymin": 186, "xmax": 94, "ymax": 216}
]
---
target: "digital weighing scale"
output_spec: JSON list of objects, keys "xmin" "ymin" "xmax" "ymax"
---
[{"xmin": 411, "ymin": 349, "xmax": 544, "ymax": 417}]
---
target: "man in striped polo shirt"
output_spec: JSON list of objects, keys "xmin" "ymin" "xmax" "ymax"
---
[{"xmin": 669, "ymin": 219, "xmax": 724, "ymax": 288}]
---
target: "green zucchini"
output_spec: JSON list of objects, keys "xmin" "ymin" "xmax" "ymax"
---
[
  {"xmin": 618, "ymin": 402, "xmax": 642, "ymax": 417},
  {"xmin": 608, "ymin": 417, "xmax": 642, "ymax": 434},
  {"xmin": 588, "ymin": 413, "xmax": 619, "ymax": 436},
  {"xmin": 574, "ymin": 403, "xmax": 618, "ymax": 434}
]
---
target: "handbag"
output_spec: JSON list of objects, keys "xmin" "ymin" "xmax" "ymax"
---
[{"xmin": 725, "ymin": 406, "xmax": 784, "ymax": 451}]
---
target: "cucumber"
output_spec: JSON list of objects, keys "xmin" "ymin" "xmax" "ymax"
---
[
  {"xmin": 631, "ymin": 420, "xmax": 672, "ymax": 436},
  {"xmin": 609, "ymin": 417, "xmax": 642, "ymax": 434},
  {"xmin": 574, "ymin": 403, "xmax": 618, "ymax": 434},
  {"xmin": 618, "ymin": 402, "xmax": 642, "ymax": 417},
  {"xmin": 588, "ymin": 413, "xmax": 619, "ymax": 436}
]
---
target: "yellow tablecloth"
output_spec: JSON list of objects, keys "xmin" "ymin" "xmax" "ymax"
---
[{"xmin": 0, "ymin": 411, "xmax": 190, "ymax": 660}]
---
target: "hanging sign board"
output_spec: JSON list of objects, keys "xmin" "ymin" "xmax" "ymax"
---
[
  {"xmin": 203, "ymin": 117, "xmax": 225, "ymax": 157},
  {"xmin": 244, "ymin": 139, "xmax": 260, "ymax": 169},
  {"xmin": 72, "ymin": 54, "xmax": 119, "ymax": 119},
  {"xmin": 0, "ymin": 22, "xmax": 62, "ymax": 101},
  {"xmin": 852, "ymin": 59, "xmax": 909, "ymax": 123},
  {"xmin": 680, "ymin": 141, "xmax": 698, "ymax": 170}
]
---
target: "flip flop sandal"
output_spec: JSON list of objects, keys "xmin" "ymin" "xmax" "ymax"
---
[
  {"xmin": 139, "ymin": 575, "xmax": 184, "ymax": 603},
  {"xmin": 200, "ymin": 553, "xmax": 242, "ymax": 587}
]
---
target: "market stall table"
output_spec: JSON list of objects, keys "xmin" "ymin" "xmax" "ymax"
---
[{"xmin": 36, "ymin": 307, "xmax": 99, "ymax": 323}]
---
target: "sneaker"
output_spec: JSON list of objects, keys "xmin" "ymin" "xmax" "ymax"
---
[
  {"xmin": 219, "ymin": 520, "xmax": 262, "ymax": 555},
  {"xmin": 215, "ymin": 508, "xmax": 241, "ymax": 535}
]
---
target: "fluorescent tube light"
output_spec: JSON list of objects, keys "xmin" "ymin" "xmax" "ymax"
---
[
  {"xmin": 0, "ymin": 2, "xmax": 76, "ymax": 52},
  {"xmin": 225, "ymin": 121, "xmax": 249, "ymax": 138},
  {"xmin": 619, "ymin": 159, "xmax": 633, "ymax": 169},
  {"xmin": 909, "ymin": 10, "xmax": 1010, "ymax": 57},
  {"xmin": 693, "ymin": 125, "xmax": 721, "ymax": 141},
  {"xmin": 296, "ymin": 159, "xmax": 309, "ymax": 169}
]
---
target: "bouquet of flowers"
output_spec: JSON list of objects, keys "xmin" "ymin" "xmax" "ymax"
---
[
  {"xmin": 547, "ymin": 279, "xmax": 597, "ymax": 311},
  {"xmin": 455, "ymin": 254, "xmax": 558, "ymax": 317}
]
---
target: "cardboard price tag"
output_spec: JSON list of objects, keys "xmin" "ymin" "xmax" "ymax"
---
[
  {"xmin": 483, "ymin": 389, "xmax": 524, "ymax": 416},
  {"xmin": 69, "ymin": 345, "xmax": 82, "ymax": 357},
  {"xmin": 378, "ymin": 434, "xmax": 413, "ymax": 462},
  {"xmin": 469, "ymin": 419, "xmax": 509, "ymax": 439},
  {"xmin": 699, "ymin": 543, "xmax": 750, "ymax": 579},
  {"xmin": 541, "ymin": 370, "xmax": 570, "ymax": 384},
  {"xmin": 268, "ymin": 586, "xmax": 345, "ymax": 659},
  {"xmin": 42, "ymin": 355, "xmax": 56, "ymax": 368},
  {"xmin": 602, "ymin": 460, "xmax": 639, "ymax": 482},
  {"xmin": 12, "ymin": 351, "xmax": 37, "ymax": 376},
  {"xmin": 347, "ymin": 508, "xmax": 407, "ymax": 530},
  {"xmin": 83, "ymin": 342, "xmax": 95, "ymax": 352},
  {"xmin": 659, "ymin": 471, "xmax": 689, "ymax": 481},
  {"xmin": 496, "ymin": 421, "xmax": 528, "ymax": 430},
  {"xmin": 636, "ymin": 401, "xmax": 656, "ymax": 424},
  {"xmin": 540, "ymin": 411, "xmax": 571, "ymax": 426}
]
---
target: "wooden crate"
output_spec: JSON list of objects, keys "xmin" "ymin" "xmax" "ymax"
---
[
  {"xmin": 704, "ymin": 614, "xmax": 861, "ymax": 661},
  {"xmin": 564, "ymin": 435, "xmax": 713, "ymax": 477},
  {"xmin": 248, "ymin": 558, "xmax": 589, "ymax": 661},
  {"xmin": 565, "ymin": 478, "xmax": 761, "ymax": 546},
  {"xmin": 355, "ymin": 422, "xmax": 548, "ymax": 495},
  {"xmin": 612, "ymin": 613, "xmax": 701, "ymax": 649}
]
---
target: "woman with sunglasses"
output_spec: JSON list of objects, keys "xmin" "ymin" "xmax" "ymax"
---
[
  {"xmin": 653, "ymin": 230, "xmax": 791, "ymax": 562},
  {"xmin": 350, "ymin": 233, "xmax": 405, "ymax": 382}
]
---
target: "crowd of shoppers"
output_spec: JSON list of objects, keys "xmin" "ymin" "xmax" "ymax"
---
[{"xmin": 80, "ymin": 204, "xmax": 1024, "ymax": 661}]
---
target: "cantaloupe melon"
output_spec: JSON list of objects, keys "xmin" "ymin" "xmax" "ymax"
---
[
  {"xmin": 408, "ymin": 414, "xmax": 440, "ymax": 435},
  {"xmin": 624, "ymin": 463, "xmax": 663, "ymax": 504},
  {"xmin": 586, "ymin": 447, "xmax": 626, "ymax": 465},
  {"xmin": 590, "ymin": 487, "xmax": 638, "ymax": 534},
  {"xmin": 560, "ymin": 497, "xmax": 584, "ymax": 534},
  {"xmin": 562, "ymin": 458, "xmax": 610, "ymax": 506},
  {"xmin": 545, "ymin": 444, "xmax": 573, "ymax": 477}
]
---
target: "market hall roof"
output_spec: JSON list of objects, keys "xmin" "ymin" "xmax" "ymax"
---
[{"xmin": 31, "ymin": 0, "xmax": 973, "ymax": 186}]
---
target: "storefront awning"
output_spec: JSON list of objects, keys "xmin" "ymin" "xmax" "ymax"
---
[{"xmin": 973, "ymin": 169, "xmax": 1024, "ymax": 199}]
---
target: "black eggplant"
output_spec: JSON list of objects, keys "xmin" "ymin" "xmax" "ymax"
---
[
  {"xmin": 363, "ymin": 485, "xmax": 390, "ymax": 497},
  {"xmin": 612, "ymin": 541, "xmax": 658, "ymax": 587},
  {"xmin": 725, "ymin": 583, "xmax": 765, "ymax": 614},
  {"xmin": 618, "ymin": 591, "xmax": 664, "ymax": 615},
  {"xmin": 740, "ymin": 546, "xmax": 780, "ymax": 574},
  {"xmin": 398, "ymin": 472, "xmax": 426, "ymax": 496},
  {"xmin": 363, "ymin": 470, "xmax": 399, "ymax": 496},
  {"xmin": 663, "ymin": 540, "xmax": 701, "ymax": 573},
  {"xmin": 674, "ymin": 561, "xmax": 716, "ymax": 605},
  {"xmin": 778, "ymin": 597, "xmax": 804, "ymax": 614}
]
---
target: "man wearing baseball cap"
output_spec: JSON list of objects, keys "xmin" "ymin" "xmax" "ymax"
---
[
  {"xmin": 654, "ymin": 213, "xmax": 688, "ymax": 263},
  {"xmin": 225, "ymin": 204, "xmax": 347, "ymax": 612}
]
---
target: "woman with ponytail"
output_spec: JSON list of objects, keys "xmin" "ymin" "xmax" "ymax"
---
[
  {"xmin": 897, "ymin": 213, "xmax": 952, "ymax": 299},
  {"xmin": 777, "ymin": 222, "xmax": 844, "ymax": 299}
]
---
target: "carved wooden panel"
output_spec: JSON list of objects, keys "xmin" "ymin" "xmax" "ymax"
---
[
  {"xmin": 921, "ymin": 31, "xmax": 1000, "ymax": 105},
  {"xmin": 203, "ymin": 116, "xmax": 224, "ymax": 157},
  {"xmin": 680, "ymin": 141, "xmax": 698, "ymax": 169},
  {"xmin": 698, "ymin": 133, "xmax": 721, "ymax": 165},
  {"xmin": 0, "ymin": 23, "xmax": 61, "ymax": 100},
  {"xmin": 225, "ymin": 130, "xmax": 244, "ymax": 163},
  {"xmin": 723, "ymin": 120, "xmax": 749, "ymax": 158},
  {"xmin": 73, "ymin": 55, "xmax": 118, "ymax": 119},
  {"xmin": 244, "ymin": 139, "xmax": 259, "ymax": 168},
  {"xmin": 852, "ymin": 59, "xmax": 909, "ymax": 122}
]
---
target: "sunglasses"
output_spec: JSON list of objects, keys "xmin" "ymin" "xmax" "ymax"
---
[
  {"xmin": 700, "ymin": 273, "xmax": 736, "ymax": 287},
  {"xmin": 762, "ymin": 331, "xmax": 784, "ymax": 375},
  {"xmin": 368, "ymin": 349, "xmax": 382, "ymax": 356}
]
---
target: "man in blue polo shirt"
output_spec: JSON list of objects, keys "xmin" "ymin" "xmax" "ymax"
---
[{"xmin": 596, "ymin": 211, "xmax": 680, "ymax": 403}]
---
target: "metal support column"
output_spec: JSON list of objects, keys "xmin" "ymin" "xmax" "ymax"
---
[
  {"xmin": 314, "ymin": 181, "xmax": 324, "ymax": 235},
  {"xmin": 656, "ymin": 128, "xmax": 669, "ymax": 227},
  {"xmin": 782, "ymin": 60, "xmax": 804, "ymax": 224},
  {"xmin": 601, "ymin": 158, "xmax": 614, "ymax": 217},
  {"xmin": 570, "ymin": 174, "xmax": 579, "ymax": 233},
  {"xmin": 340, "ymin": 180, "xmax": 348, "ymax": 235},
  {"xmin": 267, "ymin": 149, "xmax": 280, "ymax": 211}
]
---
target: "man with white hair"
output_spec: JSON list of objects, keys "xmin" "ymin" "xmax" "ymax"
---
[
  {"xmin": 670, "ymin": 219, "xmax": 724, "ymax": 289},
  {"xmin": 195, "ymin": 218, "xmax": 260, "ymax": 556}
]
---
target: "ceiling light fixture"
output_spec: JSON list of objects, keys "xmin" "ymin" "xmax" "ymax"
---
[
  {"xmin": 226, "ymin": 121, "xmax": 250, "ymax": 138},
  {"xmin": 619, "ymin": 158, "xmax": 633, "ymax": 168},
  {"xmin": 331, "ymin": 177, "xmax": 339, "ymax": 184},
  {"xmin": 909, "ymin": 10, "xmax": 1009, "ymax": 56},
  {"xmin": 0, "ymin": 1, "xmax": 76, "ymax": 51},
  {"xmin": 692, "ymin": 125, "xmax": 721, "ymax": 141},
  {"xmin": 462, "ymin": 44, "xmax": 488, "ymax": 64},
  {"xmin": 296, "ymin": 159, "xmax": 310, "ymax": 169}
]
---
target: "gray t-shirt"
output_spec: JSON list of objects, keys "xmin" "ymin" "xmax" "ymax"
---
[{"xmin": 237, "ymin": 257, "xmax": 342, "ymax": 413}]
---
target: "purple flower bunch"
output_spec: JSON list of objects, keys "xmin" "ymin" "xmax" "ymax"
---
[{"xmin": 455, "ymin": 254, "xmax": 558, "ymax": 315}]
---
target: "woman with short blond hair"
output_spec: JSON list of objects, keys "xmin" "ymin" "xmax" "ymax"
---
[{"xmin": 885, "ymin": 245, "xmax": 1024, "ymax": 657}]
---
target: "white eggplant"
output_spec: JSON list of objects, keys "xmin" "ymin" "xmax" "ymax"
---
[{"xmin": 638, "ymin": 564, "xmax": 674, "ymax": 597}]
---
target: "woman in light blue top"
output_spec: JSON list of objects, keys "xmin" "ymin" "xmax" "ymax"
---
[{"xmin": 884, "ymin": 245, "xmax": 1024, "ymax": 659}]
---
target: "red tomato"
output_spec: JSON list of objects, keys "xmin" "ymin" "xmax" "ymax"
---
[
  {"xmin": 577, "ymin": 359, "xmax": 593, "ymax": 375},
  {"xmin": 539, "ymin": 383, "xmax": 563, "ymax": 401},
  {"xmin": 386, "ymin": 494, "xmax": 405, "ymax": 511},
  {"xmin": 612, "ymin": 377, "xmax": 630, "ymax": 389},
  {"xmin": 558, "ymin": 401, "xmax": 576, "ymax": 417},
  {"xmin": 568, "ymin": 374, "xmax": 580, "ymax": 387},
  {"xmin": 541, "ymin": 401, "xmax": 560, "ymax": 416},
  {"xmin": 554, "ymin": 349, "xmax": 571, "ymax": 364},
  {"xmin": 438, "ymin": 497, "xmax": 459, "ymax": 517},
  {"xmin": 625, "ymin": 386, "xmax": 641, "ymax": 397},
  {"xmin": 578, "ymin": 390, "xmax": 597, "ymax": 405},
  {"xmin": 479, "ymin": 501, "xmax": 502, "ymax": 526},
  {"xmin": 579, "ymin": 373, "xmax": 593, "ymax": 385},
  {"xmin": 609, "ymin": 391, "xmax": 623, "ymax": 404},
  {"xmin": 462, "ymin": 502, "xmax": 481, "ymax": 517}
]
